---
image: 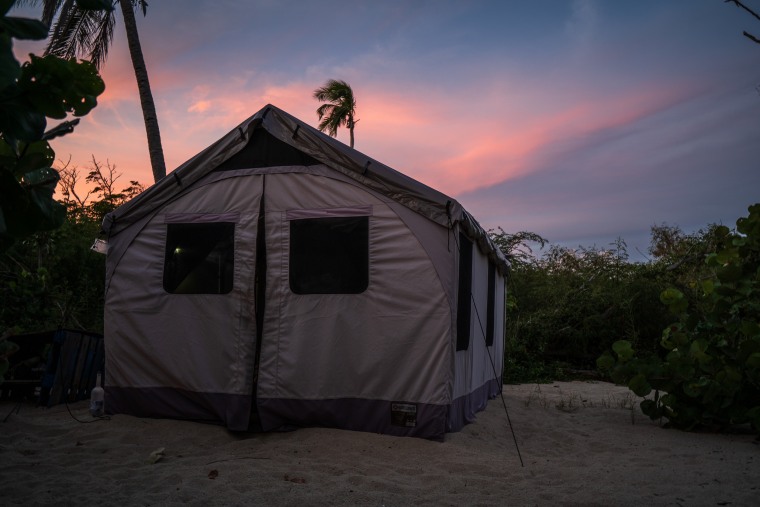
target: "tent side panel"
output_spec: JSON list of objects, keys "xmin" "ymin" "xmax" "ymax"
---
[
  {"xmin": 447, "ymin": 227, "xmax": 505, "ymax": 431},
  {"xmin": 385, "ymin": 201, "xmax": 457, "ymax": 322},
  {"xmin": 104, "ymin": 176, "xmax": 262, "ymax": 430},
  {"xmin": 256, "ymin": 173, "xmax": 452, "ymax": 437},
  {"xmin": 494, "ymin": 273, "xmax": 506, "ymax": 379}
]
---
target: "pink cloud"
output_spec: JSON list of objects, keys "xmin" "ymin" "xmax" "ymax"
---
[
  {"xmin": 49, "ymin": 50, "xmax": 698, "ymax": 206},
  {"xmin": 187, "ymin": 100, "xmax": 212, "ymax": 113}
]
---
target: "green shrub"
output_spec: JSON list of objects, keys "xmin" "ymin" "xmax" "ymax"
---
[
  {"xmin": 598, "ymin": 204, "xmax": 760, "ymax": 433},
  {"xmin": 496, "ymin": 232, "xmax": 673, "ymax": 382},
  {"xmin": 0, "ymin": 1, "xmax": 107, "ymax": 380}
]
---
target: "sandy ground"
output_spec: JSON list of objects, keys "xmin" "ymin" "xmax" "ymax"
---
[{"xmin": 1, "ymin": 381, "xmax": 757, "ymax": 506}]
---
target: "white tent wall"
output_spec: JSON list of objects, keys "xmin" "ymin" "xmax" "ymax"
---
[
  {"xmin": 105, "ymin": 176, "xmax": 262, "ymax": 430},
  {"xmin": 494, "ymin": 275, "xmax": 506, "ymax": 376},
  {"xmin": 101, "ymin": 104, "xmax": 509, "ymax": 439},
  {"xmin": 447, "ymin": 227, "xmax": 505, "ymax": 431},
  {"xmin": 256, "ymin": 172, "xmax": 454, "ymax": 438}
]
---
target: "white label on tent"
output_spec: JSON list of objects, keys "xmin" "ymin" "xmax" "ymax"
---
[{"xmin": 390, "ymin": 402, "xmax": 417, "ymax": 427}]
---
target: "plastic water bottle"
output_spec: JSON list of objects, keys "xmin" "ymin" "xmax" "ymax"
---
[{"xmin": 90, "ymin": 372, "xmax": 104, "ymax": 417}]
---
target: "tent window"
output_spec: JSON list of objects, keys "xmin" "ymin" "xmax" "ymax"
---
[
  {"xmin": 290, "ymin": 216, "xmax": 369, "ymax": 294},
  {"xmin": 163, "ymin": 222, "xmax": 235, "ymax": 294},
  {"xmin": 486, "ymin": 262, "xmax": 496, "ymax": 347},
  {"xmin": 456, "ymin": 233, "xmax": 473, "ymax": 351}
]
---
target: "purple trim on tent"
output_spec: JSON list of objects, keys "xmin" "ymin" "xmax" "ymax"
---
[
  {"xmin": 164, "ymin": 212, "xmax": 241, "ymax": 223},
  {"xmin": 105, "ymin": 383, "xmax": 501, "ymax": 438},
  {"xmin": 446, "ymin": 377, "xmax": 502, "ymax": 433},
  {"xmin": 106, "ymin": 386, "xmax": 252, "ymax": 431},
  {"xmin": 285, "ymin": 206, "xmax": 372, "ymax": 220},
  {"xmin": 257, "ymin": 397, "xmax": 448, "ymax": 440}
]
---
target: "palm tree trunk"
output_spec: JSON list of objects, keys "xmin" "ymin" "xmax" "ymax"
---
[
  {"xmin": 119, "ymin": 0, "xmax": 166, "ymax": 182},
  {"xmin": 348, "ymin": 115, "xmax": 355, "ymax": 148}
]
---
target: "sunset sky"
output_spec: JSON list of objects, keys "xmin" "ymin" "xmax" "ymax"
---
[{"xmin": 13, "ymin": 0, "xmax": 760, "ymax": 260}]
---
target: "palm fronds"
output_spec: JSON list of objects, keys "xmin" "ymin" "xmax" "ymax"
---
[
  {"xmin": 313, "ymin": 79, "xmax": 357, "ymax": 147},
  {"xmin": 44, "ymin": 1, "xmax": 114, "ymax": 68}
]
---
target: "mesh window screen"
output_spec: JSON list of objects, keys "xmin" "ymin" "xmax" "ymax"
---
[
  {"xmin": 164, "ymin": 222, "xmax": 235, "ymax": 294},
  {"xmin": 289, "ymin": 216, "xmax": 369, "ymax": 294}
]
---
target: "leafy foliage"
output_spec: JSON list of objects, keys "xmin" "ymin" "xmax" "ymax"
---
[
  {"xmin": 598, "ymin": 204, "xmax": 760, "ymax": 433},
  {"xmin": 1, "ymin": 159, "xmax": 143, "ymax": 337},
  {"xmin": 31, "ymin": 0, "xmax": 166, "ymax": 182},
  {"xmin": 0, "ymin": 329, "xmax": 20, "ymax": 381},
  {"xmin": 58, "ymin": 155, "xmax": 144, "ymax": 222},
  {"xmin": 0, "ymin": 1, "xmax": 107, "ymax": 382},
  {"xmin": 494, "ymin": 229, "xmax": 673, "ymax": 383},
  {"xmin": 489, "ymin": 228, "xmax": 547, "ymax": 269},
  {"xmin": 0, "ymin": 1, "xmax": 105, "ymax": 252}
]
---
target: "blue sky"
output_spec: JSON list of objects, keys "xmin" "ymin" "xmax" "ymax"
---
[{"xmin": 13, "ymin": 0, "xmax": 760, "ymax": 260}]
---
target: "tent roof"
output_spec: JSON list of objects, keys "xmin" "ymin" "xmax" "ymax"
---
[{"xmin": 102, "ymin": 104, "xmax": 508, "ymax": 272}]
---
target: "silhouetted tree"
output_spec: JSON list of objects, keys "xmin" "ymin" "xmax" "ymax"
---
[
  {"xmin": 313, "ymin": 79, "xmax": 358, "ymax": 148},
  {"xmin": 27, "ymin": 0, "xmax": 167, "ymax": 182},
  {"xmin": 726, "ymin": 0, "xmax": 760, "ymax": 45}
]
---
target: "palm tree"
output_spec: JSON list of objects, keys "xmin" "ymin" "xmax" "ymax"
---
[
  {"xmin": 29, "ymin": 0, "xmax": 167, "ymax": 183},
  {"xmin": 313, "ymin": 79, "xmax": 357, "ymax": 148}
]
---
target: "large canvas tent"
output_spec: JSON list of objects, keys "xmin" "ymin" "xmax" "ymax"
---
[{"xmin": 101, "ymin": 104, "xmax": 509, "ymax": 440}]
